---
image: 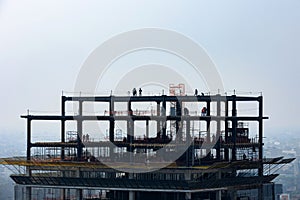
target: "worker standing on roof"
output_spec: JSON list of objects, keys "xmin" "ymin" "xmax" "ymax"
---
[
  {"xmin": 139, "ymin": 88, "xmax": 142, "ymax": 96},
  {"xmin": 201, "ymin": 107, "xmax": 207, "ymax": 116},
  {"xmin": 194, "ymin": 89, "xmax": 198, "ymax": 96},
  {"xmin": 133, "ymin": 88, "xmax": 137, "ymax": 96}
]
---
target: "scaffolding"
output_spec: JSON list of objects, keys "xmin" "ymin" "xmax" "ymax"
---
[{"xmin": 0, "ymin": 92, "xmax": 295, "ymax": 200}]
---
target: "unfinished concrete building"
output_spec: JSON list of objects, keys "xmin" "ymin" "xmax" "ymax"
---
[{"xmin": 0, "ymin": 88, "xmax": 294, "ymax": 200}]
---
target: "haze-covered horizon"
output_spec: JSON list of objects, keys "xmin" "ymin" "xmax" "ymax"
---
[{"xmin": 1, "ymin": 1, "xmax": 300, "ymax": 135}]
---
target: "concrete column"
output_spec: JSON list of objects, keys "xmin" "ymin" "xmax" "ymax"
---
[
  {"xmin": 60, "ymin": 170, "xmax": 66, "ymax": 200},
  {"xmin": 76, "ymin": 189, "xmax": 83, "ymax": 200},
  {"xmin": 25, "ymin": 167, "xmax": 32, "ymax": 200},
  {"xmin": 77, "ymin": 100, "xmax": 83, "ymax": 160},
  {"xmin": 186, "ymin": 120, "xmax": 191, "ymax": 166},
  {"xmin": 129, "ymin": 191, "xmax": 135, "ymax": 200},
  {"xmin": 216, "ymin": 190, "xmax": 222, "ymax": 200},
  {"xmin": 176, "ymin": 100, "xmax": 182, "ymax": 138},
  {"xmin": 162, "ymin": 97, "xmax": 167, "ymax": 139},
  {"xmin": 157, "ymin": 102, "xmax": 161, "ymax": 138},
  {"xmin": 26, "ymin": 118, "xmax": 31, "ymax": 161},
  {"xmin": 14, "ymin": 185, "xmax": 18, "ymax": 200},
  {"xmin": 206, "ymin": 100, "xmax": 211, "ymax": 143},
  {"xmin": 184, "ymin": 170, "xmax": 191, "ymax": 181},
  {"xmin": 109, "ymin": 96, "xmax": 115, "ymax": 143},
  {"xmin": 25, "ymin": 187, "xmax": 31, "ymax": 200},
  {"xmin": 146, "ymin": 120, "xmax": 149, "ymax": 155},
  {"xmin": 76, "ymin": 169, "xmax": 83, "ymax": 200},
  {"xmin": 231, "ymin": 95, "xmax": 237, "ymax": 161},
  {"xmin": 216, "ymin": 171, "xmax": 222, "ymax": 200},
  {"xmin": 127, "ymin": 101, "xmax": 134, "ymax": 153},
  {"xmin": 258, "ymin": 185, "xmax": 264, "ymax": 200},
  {"xmin": 225, "ymin": 99, "xmax": 229, "ymax": 161},
  {"xmin": 216, "ymin": 95, "xmax": 221, "ymax": 160},
  {"xmin": 61, "ymin": 96, "xmax": 66, "ymax": 160},
  {"xmin": 176, "ymin": 193, "xmax": 180, "ymax": 200},
  {"xmin": 229, "ymin": 190, "xmax": 237, "ymax": 200},
  {"xmin": 258, "ymin": 96, "xmax": 264, "ymax": 177},
  {"xmin": 128, "ymin": 173, "xmax": 135, "ymax": 200},
  {"xmin": 185, "ymin": 192, "xmax": 191, "ymax": 200},
  {"xmin": 60, "ymin": 188, "xmax": 66, "ymax": 200}
]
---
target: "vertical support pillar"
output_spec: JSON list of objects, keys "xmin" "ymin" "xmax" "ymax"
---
[
  {"xmin": 272, "ymin": 183, "xmax": 275, "ymax": 200},
  {"xmin": 258, "ymin": 186, "xmax": 263, "ymax": 200},
  {"xmin": 76, "ymin": 168, "xmax": 83, "ymax": 200},
  {"xmin": 232, "ymin": 95, "xmax": 237, "ymax": 161},
  {"xmin": 129, "ymin": 191, "xmax": 135, "ymax": 200},
  {"xmin": 184, "ymin": 170, "xmax": 192, "ymax": 199},
  {"xmin": 14, "ymin": 185, "xmax": 17, "ymax": 200},
  {"xmin": 128, "ymin": 173, "xmax": 135, "ymax": 200},
  {"xmin": 225, "ymin": 99, "xmax": 229, "ymax": 161},
  {"xmin": 258, "ymin": 96, "xmax": 264, "ymax": 200},
  {"xmin": 186, "ymin": 120, "xmax": 191, "ymax": 141},
  {"xmin": 258, "ymin": 96, "xmax": 263, "ymax": 175},
  {"xmin": 76, "ymin": 189, "xmax": 83, "ymax": 200},
  {"xmin": 78, "ymin": 99, "xmax": 83, "ymax": 115},
  {"xmin": 206, "ymin": 99, "xmax": 211, "ymax": 160},
  {"xmin": 59, "ymin": 171, "xmax": 66, "ymax": 200},
  {"xmin": 186, "ymin": 119, "xmax": 191, "ymax": 166},
  {"xmin": 156, "ymin": 101, "xmax": 161, "ymax": 138},
  {"xmin": 61, "ymin": 189, "xmax": 66, "ymax": 200},
  {"xmin": 25, "ymin": 187, "xmax": 31, "ymax": 200},
  {"xmin": 146, "ymin": 120, "xmax": 149, "ymax": 138},
  {"xmin": 109, "ymin": 97, "xmax": 115, "ymax": 159},
  {"xmin": 26, "ymin": 118, "xmax": 31, "ymax": 161},
  {"xmin": 216, "ymin": 95, "xmax": 221, "ymax": 160},
  {"xmin": 185, "ymin": 192, "xmax": 191, "ymax": 200},
  {"xmin": 216, "ymin": 171, "xmax": 222, "ymax": 200},
  {"xmin": 176, "ymin": 193, "xmax": 180, "ymax": 200},
  {"xmin": 25, "ymin": 167, "xmax": 31, "ymax": 200},
  {"xmin": 216, "ymin": 191, "xmax": 222, "ymax": 200},
  {"xmin": 109, "ymin": 96, "xmax": 115, "ymax": 142},
  {"xmin": 184, "ymin": 170, "xmax": 191, "ymax": 180},
  {"xmin": 206, "ymin": 100, "xmax": 211, "ymax": 143},
  {"xmin": 127, "ymin": 101, "xmax": 134, "ymax": 153},
  {"xmin": 162, "ymin": 97, "xmax": 167, "ymax": 139},
  {"xmin": 176, "ymin": 100, "xmax": 182, "ymax": 140},
  {"xmin": 229, "ymin": 190, "xmax": 237, "ymax": 200},
  {"xmin": 77, "ymin": 100, "xmax": 83, "ymax": 160},
  {"xmin": 146, "ymin": 120, "xmax": 149, "ymax": 155},
  {"xmin": 61, "ymin": 96, "xmax": 66, "ymax": 160}
]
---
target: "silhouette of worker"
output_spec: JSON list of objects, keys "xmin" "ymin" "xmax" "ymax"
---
[
  {"xmin": 201, "ymin": 107, "xmax": 207, "ymax": 116},
  {"xmin": 132, "ymin": 88, "xmax": 137, "ymax": 96},
  {"xmin": 139, "ymin": 88, "xmax": 142, "ymax": 96},
  {"xmin": 194, "ymin": 89, "xmax": 198, "ymax": 96}
]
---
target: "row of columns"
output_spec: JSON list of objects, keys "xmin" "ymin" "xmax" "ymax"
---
[{"xmin": 23, "ymin": 95, "xmax": 264, "ymax": 200}]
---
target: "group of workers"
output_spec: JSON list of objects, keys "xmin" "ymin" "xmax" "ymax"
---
[
  {"xmin": 194, "ymin": 89, "xmax": 205, "ymax": 96},
  {"xmin": 132, "ymin": 88, "xmax": 143, "ymax": 96},
  {"xmin": 129, "ymin": 88, "xmax": 206, "ymax": 97},
  {"xmin": 82, "ymin": 134, "xmax": 90, "ymax": 142},
  {"xmin": 128, "ymin": 88, "xmax": 208, "ymax": 116}
]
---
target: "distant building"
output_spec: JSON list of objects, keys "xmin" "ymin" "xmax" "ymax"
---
[
  {"xmin": 274, "ymin": 184, "xmax": 283, "ymax": 200},
  {"xmin": 280, "ymin": 193, "xmax": 290, "ymax": 200}
]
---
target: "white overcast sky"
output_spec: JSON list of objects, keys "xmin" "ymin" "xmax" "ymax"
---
[{"xmin": 0, "ymin": 1, "xmax": 299, "ymax": 135}]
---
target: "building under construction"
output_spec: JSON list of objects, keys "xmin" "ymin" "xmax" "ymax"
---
[{"xmin": 0, "ymin": 85, "xmax": 295, "ymax": 200}]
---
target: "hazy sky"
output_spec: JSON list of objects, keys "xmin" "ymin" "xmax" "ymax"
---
[{"xmin": 0, "ymin": 1, "xmax": 299, "ymax": 135}]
